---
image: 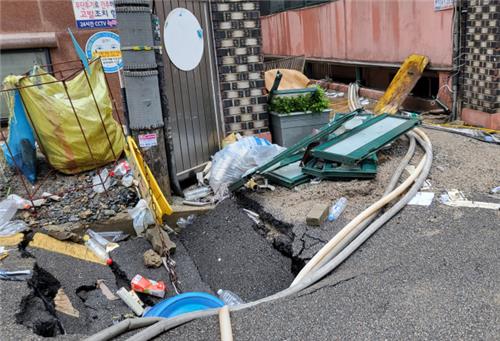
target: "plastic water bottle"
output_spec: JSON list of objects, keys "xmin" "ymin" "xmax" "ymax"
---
[
  {"xmin": 328, "ymin": 197, "xmax": 347, "ymax": 221},
  {"xmin": 84, "ymin": 235, "xmax": 109, "ymax": 262},
  {"xmin": 184, "ymin": 187, "xmax": 211, "ymax": 201},
  {"xmin": 217, "ymin": 289, "xmax": 245, "ymax": 306}
]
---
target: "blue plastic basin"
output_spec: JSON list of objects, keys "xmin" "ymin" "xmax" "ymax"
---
[{"xmin": 144, "ymin": 292, "xmax": 224, "ymax": 318}]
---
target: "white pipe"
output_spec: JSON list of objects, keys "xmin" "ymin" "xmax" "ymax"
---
[{"xmin": 219, "ymin": 306, "xmax": 233, "ymax": 341}]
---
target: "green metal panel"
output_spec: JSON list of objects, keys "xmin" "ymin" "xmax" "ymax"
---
[
  {"xmin": 263, "ymin": 154, "xmax": 310, "ymax": 188},
  {"xmin": 312, "ymin": 114, "xmax": 419, "ymax": 164},
  {"xmin": 228, "ymin": 110, "xmax": 360, "ymax": 192},
  {"xmin": 302, "ymin": 154, "xmax": 378, "ymax": 179}
]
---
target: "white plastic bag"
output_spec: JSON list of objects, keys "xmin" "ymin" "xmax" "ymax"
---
[
  {"xmin": 0, "ymin": 220, "xmax": 28, "ymax": 236},
  {"xmin": 209, "ymin": 136, "xmax": 284, "ymax": 195},
  {"xmin": 0, "ymin": 197, "xmax": 28, "ymax": 236},
  {"xmin": 92, "ymin": 168, "xmax": 112, "ymax": 193},
  {"xmin": 127, "ymin": 199, "xmax": 155, "ymax": 236}
]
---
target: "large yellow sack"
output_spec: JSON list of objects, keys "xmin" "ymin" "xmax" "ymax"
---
[{"xmin": 3, "ymin": 61, "xmax": 125, "ymax": 174}]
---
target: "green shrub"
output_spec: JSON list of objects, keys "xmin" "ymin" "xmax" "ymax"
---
[{"xmin": 269, "ymin": 86, "xmax": 330, "ymax": 114}]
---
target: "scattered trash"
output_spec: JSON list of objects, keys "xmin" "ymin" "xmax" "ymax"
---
[
  {"xmin": 96, "ymin": 279, "xmax": 118, "ymax": 301},
  {"xmin": 182, "ymin": 200, "xmax": 212, "ymax": 207},
  {"xmin": 242, "ymin": 209, "xmax": 260, "ymax": 224},
  {"xmin": 131, "ymin": 274, "xmax": 166, "ymax": 298},
  {"xmin": 0, "ymin": 269, "xmax": 31, "ymax": 281},
  {"xmin": 96, "ymin": 231, "xmax": 129, "ymax": 243},
  {"xmin": 84, "ymin": 234, "xmax": 110, "ymax": 263},
  {"xmin": 111, "ymin": 160, "xmax": 131, "ymax": 177},
  {"xmin": 439, "ymin": 190, "xmax": 500, "ymax": 210},
  {"xmin": 54, "ymin": 288, "xmax": 79, "ymax": 318},
  {"xmin": 128, "ymin": 199, "xmax": 155, "ymax": 236},
  {"xmin": 41, "ymin": 192, "xmax": 61, "ymax": 202},
  {"xmin": 210, "ymin": 136, "xmax": 284, "ymax": 196},
  {"xmin": 491, "ymin": 186, "xmax": 500, "ymax": 194},
  {"xmin": 408, "ymin": 192, "xmax": 435, "ymax": 206},
  {"xmin": 184, "ymin": 186, "xmax": 212, "ymax": 201},
  {"xmin": 422, "ymin": 180, "xmax": 432, "ymax": 191},
  {"xmin": 217, "ymin": 289, "xmax": 245, "ymax": 306},
  {"xmin": 177, "ymin": 215, "xmax": 195, "ymax": 229},
  {"xmin": 87, "ymin": 229, "xmax": 119, "ymax": 253},
  {"xmin": 0, "ymin": 220, "xmax": 28, "ymax": 237},
  {"xmin": 116, "ymin": 287, "xmax": 145, "ymax": 316},
  {"xmin": 121, "ymin": 173, "xmax": 134, "ymax": 187},
  {"xmin": 306, "ymin": 203, "xmax": 330, "ymax": 226},
  {"xmin": 328, "ymin": 197, "xmax": 348, "ymax": 221},
  {"xmin": 143, "ymin": 249, "xmax": 162, "ymax": 268},
  {"xmin": 92, "ymin": 168, "xmax": 113, "ymax": 193}
]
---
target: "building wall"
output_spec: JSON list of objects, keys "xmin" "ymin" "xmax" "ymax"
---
[
  {"xmin": 459, "ymin": 0, "xmax": 500, "ymax": 129},
  {"xmin": 211, "ymin": 0, "xmax": 269, "ymax": 136},
  {"xmin": 261, "ymin": 0, "xmax": 454, "ymax": 68},
  {"xmin": 0, "ymin": 0, "xmax": 122, "ymax": 114}
]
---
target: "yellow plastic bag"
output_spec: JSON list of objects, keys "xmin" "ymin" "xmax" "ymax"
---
[{"xmin": 3, "ymin": 60, "xmax": 125, "ymax": 174}]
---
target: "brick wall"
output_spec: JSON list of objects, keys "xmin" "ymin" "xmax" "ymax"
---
[
  {"xmin": 210, "ymin": 0, "xmax": 269, "ymax": 136},
  {"xmin": 461, "ymin": 0, "xmax": 500, "ymax": 114}
]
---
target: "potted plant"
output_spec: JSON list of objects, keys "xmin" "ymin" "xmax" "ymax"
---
[{"xmin": 268, "ymin": 86, "xmax": 331, "ymax": 147}]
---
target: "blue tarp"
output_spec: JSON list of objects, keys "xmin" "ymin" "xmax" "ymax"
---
[{"xmin": 1, "ymin": 89, "xmax": 37, "ymax": 183}]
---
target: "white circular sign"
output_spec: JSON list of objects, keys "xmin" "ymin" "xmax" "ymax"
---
[{"xmin": 164, "ymin": 8, "xmax": 204, "ymax": 71}]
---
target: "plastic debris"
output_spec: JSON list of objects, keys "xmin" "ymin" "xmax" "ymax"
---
[
  {"xmin": 184, "ymin": 186, "xmax": 212, "ymax": 201},
  {"xmin": 111, "ymin": 160, "xmax": 130, "ymax": 177},
  {"xmin": 328, "ymin": 197, "xmax": 347, "ymax": 221},
  {"xmin": 131, "ymin": 274, "xmax": 166, "ymax": 298},
  {"xmin": 92, "ymin": 168, "xmax": 112, "ymax": 193},
  {"xmin": 95, "ymin": 231, "xmax": 129, "ymax": 243},
  {"xmin": 177, "ymin": 215, "xmax": 195, "ymax": 229},
  {"xmin": 87, "ymin": 229, "xmax": 119, "ymax": 253},
  {"xmin": 84, "ymin": 235, "xmax": 110, "ymax": 262},
  {"xmin": 121, "ymin": 173, "xmax": 134, "ymax": 187},
  {"xmin": 0, "ymin": 220, "xmax": 28, "ymax": 236},
  {"xmin": 116, "ymin": 287, "xmax": 145, "ymax": 316},
  {"xmin": 217, "ymin": 289, "xmax": 245, "ymax": 306},
  {"xmin": 128, "ymin": 199, "xmax": 155, "ymax": 236},
  {"xmin": 408, "ymin": 192, "xmax": 435, "ymax": 206},
  {"xmin": 440, "ymin": 190, "xmax": 500, "ymax": 210},
  {"xmin": 209, "ymin": 136, "xmax": 285, "ymax": 196},
  {"xmin": 491, "ymin": 186, "xmax": 500, "ymax": 194},
  {"xmin": 0, "ymin": 269, "xmax": 31, "ymax": 281}
]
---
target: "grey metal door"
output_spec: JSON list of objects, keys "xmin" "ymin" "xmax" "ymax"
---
[{"xmin": 154, "ymin": 0, "xmax": 222, "ymax": 178}]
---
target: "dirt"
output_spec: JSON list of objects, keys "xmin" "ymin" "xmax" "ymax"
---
[{"xmin": 247, "ymin": 128, "xmax": 500, "ymax": 227}]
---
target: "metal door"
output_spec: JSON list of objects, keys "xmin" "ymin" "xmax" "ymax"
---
[{"xmin": 154, "ymin": 0, "xmax": 222, "ymax": 178}]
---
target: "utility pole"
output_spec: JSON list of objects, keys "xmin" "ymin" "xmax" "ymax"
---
[{"xmin": 115, "ymin": 1, "xmax": 171, "ymax": 198}]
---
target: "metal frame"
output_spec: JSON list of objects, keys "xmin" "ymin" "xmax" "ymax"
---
[
  {"xmin": 312, "ymin": 114, "xmax": 420, "ymax": 164},
  {"xmin": 228, "ymin": 110, "xmax": 360, "ymax": 192},
  {"xmin": 302, "ymin": 154, "xmax": 378, "ymax": 179},
  {"xmin": 0, "ymin": 58, "xmax": 126, "ymax": 209}
]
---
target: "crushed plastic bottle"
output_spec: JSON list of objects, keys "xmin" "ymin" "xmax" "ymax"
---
[
  {"xmin": 84, "ymin": 235, "xmax": 109, "ymax": 262},
  {"xmin": 217, "ymin": 289, "xmax": 245, "ymax": 306},
  {"xmin": 328, "ymin": 197, "xmax": 347, "ymax": 222},
  {"xmin": 184, "ymin": 187, "xmax": 211, "ymax": 201}
]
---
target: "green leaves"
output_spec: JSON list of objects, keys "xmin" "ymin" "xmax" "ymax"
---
[{"xmin": 269, "ymin": 86, "xmax": 330, "ymax": 114}]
